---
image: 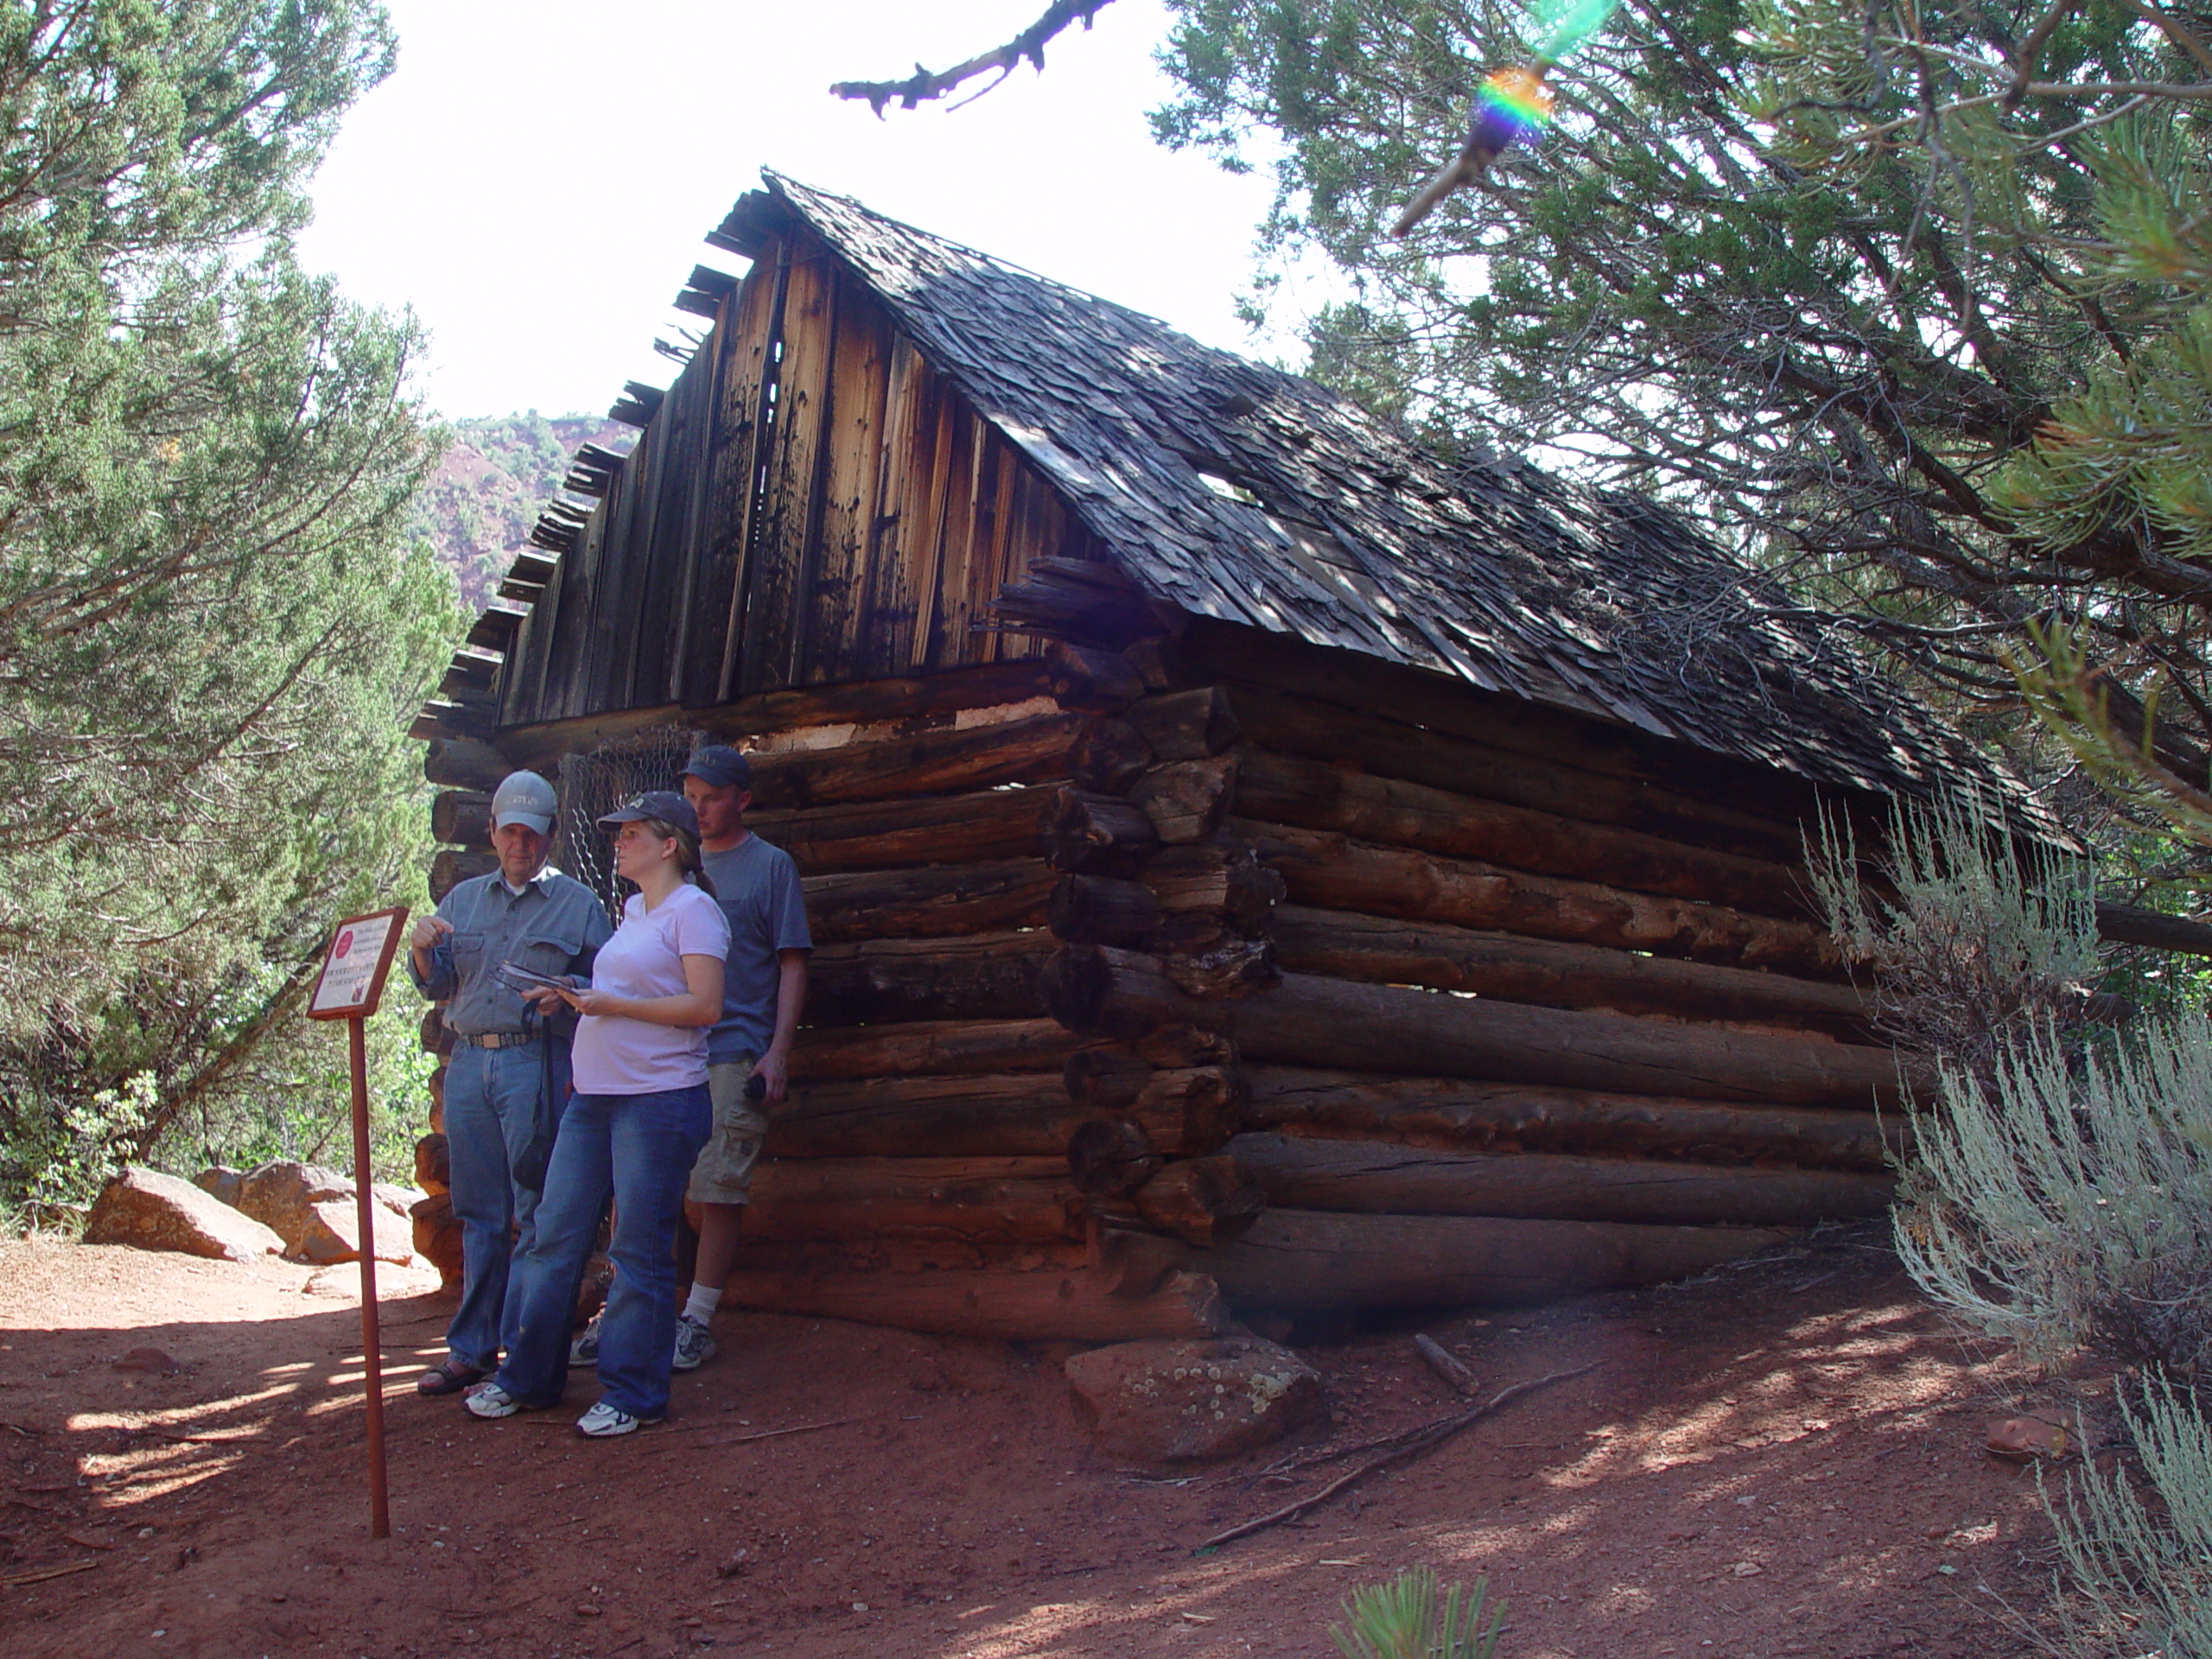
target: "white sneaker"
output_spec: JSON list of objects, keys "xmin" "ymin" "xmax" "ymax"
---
[
  {"xmin": 463, "ymin": 1381, "xmax": 525, "ymax": 1420},
  {"xmin": 671, "ymin": 1313, "xmax": 717, "ymax": 1372},
  {"xmin": 569, "ymin": 1311, "xmax": 602, "ymax": 1368},
  {"xmin": 576, "ymin": 1401, "xmax": 660, "ymax": 1438}
]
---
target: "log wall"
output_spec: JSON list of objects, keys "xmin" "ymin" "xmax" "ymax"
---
[{"xmin": 419, "ymin": 619, "xmax": 1914, "ymax": 1336}]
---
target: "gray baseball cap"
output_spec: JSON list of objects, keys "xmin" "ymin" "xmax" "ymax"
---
[
  {"xmin": 596, "ymin": 790, "xmax": 701, "ymax": 841},
  {"xmin": 683, "ymin": 744, "xmax": 753, "ymax": 791},
  {"xmin": 490, "ymin": 771, "xmax": 557, "ymax": 836}
]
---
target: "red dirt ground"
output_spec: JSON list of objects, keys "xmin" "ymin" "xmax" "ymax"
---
[{"xmin": 0, "ymin": 1223, "xmax": 2100, "ymax": 1658}]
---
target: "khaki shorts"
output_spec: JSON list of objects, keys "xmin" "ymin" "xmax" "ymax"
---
[{"xmin": 687, "ymin": 1059, "xmax": 769, "ymax": 1205}]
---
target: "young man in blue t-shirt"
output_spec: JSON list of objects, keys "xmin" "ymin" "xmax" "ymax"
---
[{"xmin": 671, "ymin": 745, "xmax": 810, "ymax": 1366}]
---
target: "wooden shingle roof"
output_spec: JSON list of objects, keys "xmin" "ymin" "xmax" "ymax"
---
[{"xmin": 760, "ymin": 172, "xmax": 2057, "ymax": 839}]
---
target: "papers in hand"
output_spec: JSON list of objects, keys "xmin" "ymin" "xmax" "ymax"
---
[{"xmin": 498, "ymin": 962, "xmax": 572, "ymax": 996}]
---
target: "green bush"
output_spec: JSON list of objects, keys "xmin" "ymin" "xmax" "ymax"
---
[
  {"xmin": 2056, "ymin": 1376, "xmax": 2212, "ymax": 1659},
  {"xmin": 1332, "ymin": 1567, "xmax": 1505, "ymax": 1659}
]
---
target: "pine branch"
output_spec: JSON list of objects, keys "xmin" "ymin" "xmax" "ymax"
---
[{"xmin": 830, "ymin": 0, "xmax": 1115, "ymax": 115}]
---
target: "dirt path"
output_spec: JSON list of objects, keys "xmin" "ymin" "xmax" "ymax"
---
[{"xmin": 0, "ymin": 1224, "xmax": 2079, "ymax": 1658}]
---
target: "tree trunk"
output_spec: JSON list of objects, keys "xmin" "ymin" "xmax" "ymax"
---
[
  {"xmin": 430, "ymin": 849, "xmax": 497, "ymax": 901},
  {"xmin": 1180, "ymin": 1207, "xmax": 1792, "ymax": 1313},
  {"xmin": 804, "ymin": 860, "xmax": 1054, "ymax": 944},
  {"xmin": 743, "ymin": 1156, "xmax": 1080, "ymax": 1243},
  {"xmin": 1046, "ymin": 947, "xmax": 1913, "ymax": 1105},
  {"xmin": 790, "ymin": 1018, "xmax": 1085, "ymax": 1083},
  {"xmin": 1226, "ymin": 1132, "xmax": 1893, "ymax": 1226},
  {"xmin": 1235, "ymin": 818, "xmax": 1839, "ymax": 976},
  {"xmin": 809, "ymin": 931, "xmax": 1058, "ymax": 1024},
  {"xmin": 1235, "ymin": 746, "xmax": 1813, "ymax": 918},
  {"xmin": 1241, "ymin": 1065, "xmax": 1900, "ymax": 1169},
  {"xmin": 1069, "ymin": 717, "xmax": 1154, "ymax": 793},
  {"xmin": 766, "ymin": 1072, "xmax": 1088, "ymax": 1159},
  {"xmin": 750, "ymin": 785, "xmax": 1057, "ymax": 876},
  {"xmin": 1270, "ymin": 906, "xmax": 1867, "ymax": 1033},
  {"xmin": 1046, "ymin": 641, "xmax": 1147, "ymax": 711},
  {"xmin": 719, "ymin": 1263, "xmax": 1224, "ymax": 1341},
  {"xmin": 431, "ymin": 789, "xmax": 493, "ymax": 849},
  {"xmin": 1050, "ymin": 874, "xmax": 1164, "ymax": 945}
]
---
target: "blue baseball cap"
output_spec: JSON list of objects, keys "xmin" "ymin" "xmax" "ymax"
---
[
  {"xmin": 595, "ymin": 790, "xmax": 700, "ymax": 840},
  {"xmin": 683, "ymin": 744, "xmax": 753, "ymax": 791}
]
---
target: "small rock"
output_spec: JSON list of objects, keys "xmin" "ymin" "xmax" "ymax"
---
[
  {"xmin": 235, "ymin": 1161, "xmax": 353, "ymax": 1251},
  {"xmin": 1064, "ymin": 1337, "xmax": 1326, "ymax": 1463},
  {"xmin": 112, "ymin": 1348, "xmax": 180, "ymax": 1376},
  {"xmin": 192, "ymin": 1166, "xmax": 245, "ymax": 1209},
  {"xmin": 83, "ymin": 1168, "xmax": 284, "ymax": 1263},
  {"xmin": 409, "ymin": 1192, "xmax": 465, "ymax": 1287},
  {"xmin": 293, "ymin": 1198, "xmax": 416, "ymax": 1266},
  {"xmin": 716, "ymin": 1548, "xmax": 751, "ymax": 1579},
  {"xmin": 414, "ymin": 1133, "xmax": 451, "ymax": 1197}
]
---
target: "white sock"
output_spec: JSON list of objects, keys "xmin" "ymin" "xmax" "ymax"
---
[{"xmin": 682, "ymin": 1283, "xmax": 723, "ymax": 1325}]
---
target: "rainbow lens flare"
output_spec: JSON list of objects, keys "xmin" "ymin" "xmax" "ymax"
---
[{"xmin": 1477, "ymin": 66, "xmax": 1556, "ymax": 145}]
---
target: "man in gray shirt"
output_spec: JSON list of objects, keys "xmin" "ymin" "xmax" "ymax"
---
[{"xmin": 408, "ymin": 770, "xmax": 612, "ymax": 1395}]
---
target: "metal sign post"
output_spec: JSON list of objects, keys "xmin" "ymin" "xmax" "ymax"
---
[{"xmin": 305, "ymin": 906, "xmax": 409, "ymax": 1541}]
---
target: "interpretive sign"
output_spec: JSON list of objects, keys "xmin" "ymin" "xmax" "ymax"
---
[{"xmin": 308, "ymin": 907, "xmax": 409, "ymax": 1021}]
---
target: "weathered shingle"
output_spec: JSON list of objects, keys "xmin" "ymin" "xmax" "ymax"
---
[{"xmin": 767, "ymin": 172, "xmax": 2059, "ymax": 842}]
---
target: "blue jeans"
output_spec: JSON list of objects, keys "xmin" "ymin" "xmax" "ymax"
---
[
  {"xmin": 492, "ymin": 1085, "xmax": 711, "ymax": 1420},
  {"xmin": 442, "ymin": 1041, "xmax": 569, "ymax": 1373}
]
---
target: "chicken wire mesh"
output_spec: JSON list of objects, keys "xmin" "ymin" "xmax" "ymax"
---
[{"xmin": 556, "ymin": 727, "xmax": 702, "ymax": 917}]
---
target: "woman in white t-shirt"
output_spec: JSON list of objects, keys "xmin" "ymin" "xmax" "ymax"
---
[{"xmin": 464, "ymin": 791, "xmax": 730, "ymax": 1438}]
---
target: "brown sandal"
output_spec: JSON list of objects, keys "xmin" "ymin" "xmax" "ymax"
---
[{"xmin": 416, "ymin": 1358, "xmax": 485, "ymax": 1397}]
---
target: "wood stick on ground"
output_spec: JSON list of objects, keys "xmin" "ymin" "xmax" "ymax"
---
[
  {"xmin": 1415, "ymin": 1333, "xmax": 1482, "ymax": 1397},
  {"xmin": 1, "ymin": 1559, "xmax": 99, "ymax": 1588},
  {"xmin": 635, "ymin": 1416, "xmax": 859, "ymax": 1454},
  {"xmin": 1198, "ymin": 1362, "xmax": 1601, "ymax": 1551}
]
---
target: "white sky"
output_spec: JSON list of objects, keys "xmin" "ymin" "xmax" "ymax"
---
[{"xmin": 298, "ymin": 0, "xmax": 1307, "ymax": 422}]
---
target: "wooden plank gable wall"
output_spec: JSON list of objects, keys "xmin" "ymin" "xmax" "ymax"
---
[{"xmin": 496, "ymin": 227, "xmax": 1060, "ymax": 729}]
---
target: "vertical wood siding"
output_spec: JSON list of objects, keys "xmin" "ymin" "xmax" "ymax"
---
[{"xmin": 497, "ymin": 228, "xmax": 1052, "ymax": 727}]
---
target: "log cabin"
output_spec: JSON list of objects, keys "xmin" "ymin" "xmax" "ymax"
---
[{"xmin": 410, "ymin": 171, "xmax": 2120, "ymax": 1342}]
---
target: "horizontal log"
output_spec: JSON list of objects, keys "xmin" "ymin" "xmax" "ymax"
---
[
  {"xmin": 744, "ymin": 710, "xmax": 1084, "ymax": 811},
  {"xmin": 789, "ymin": 1018, "xmax": 1084, "ymax": 1083},
  {"xmin": 995, "ymin": 558, "xmax": 1160, "ymax": 646},
  {"xmin": 749, "ymin": 786, "xmax": 1057, "ymax": 876},
  {"xmin": 696, "ymin": 660, "xmax": 1058, "ymax": 741},
  {"xmin": 767, "ymin": 1073, "xmax": 1085, "ymax": 1159},
  {"xmin": 431, "ymin": 789, "xmax": 492, "ymax": 849},
  {"xmin": 1142, "ymin": 846, "xmax": 1284, "ymax": 928},
  {"xmin": 1271, "ymin": 906, "xmax": 1867, "ymax": 1033},
  {"xmin": 1060, "ymin": 1052, "xmax": 1241, "ymax": 1153},
  {"xmin": 429, "ymin": 850, "xmax": 496, "ymax": 902},
  {"xmin": 1222, "ymin": 683, "xmax": 1806, "ymax": 864},
  {"xmin": 1132, "ymin": 756, "xmax": 1238, "ymax": 843},
  {"xmin": 423, "ymin": 735, "xmax": 513, "ymax": 792},
  {"xmin": 1047, "ymin": 947, "xmax": 1910, "ymax": 1105},
  {"xmin": 1046, "ymin": 641, "xmax": 1147, "ymax": 712},
  {"xmin": 1134, "ymin": 1154, "xmax": 1265, "ymax": 1246},
  {"xmin": 1068, "ymin": 1119, "xmax": 1161, "ymax": 1196},
  {"xmin": 1241, "ymin": 1065, "xmax": 1900, "ymax": 1169},
  {"xmin": 719, "ymin": 1263, "xmax": 1224, "ymax": 1341},
  {"xmin": 804, "ymin": 860, "xmax": 1054, "ymax": 944},
  {"xmin": 1181, "ymin": 619, "xmax": 1833, "ymax": 817},
  {"xmin": 1069, "ymin": 718, "xmax": 1154, "ymax": 794},
  {"xmin": 1050, "ymin": 874, "xmax": 1163, "ymax": 945},
  {"xmin": 1047, "ymin": 788, "xmax": 1160, "ymax": 872},
  {"xmin": 1174, "ymin": 1207, "xmax": 1791, "ymax": 1313},
  {"xmin": 420, "ymin": 1006, "xmax": 453, "ymax": 1058},
  {"xmin": 1237, "ymin": 819, "xmax": 1838, "ymax": 976},
  {"xmin": 1226, "ymin": 1133, "xmax": 1893, "ymax": 1227},
  {"xmin": 744, "ymin": 1156, "xmax": 1079, "ymax": 1243},
  {"xmin": 1126, "ymin": 686, "xmax": 1242, "ymax": 760},
  {"xmin": 1236, "ymin": 747, "xmax": 1812, "ymax": 919},
  {"xmin": 809, "ymin": 931, "xmax": 1058, "ymax": 1025}
]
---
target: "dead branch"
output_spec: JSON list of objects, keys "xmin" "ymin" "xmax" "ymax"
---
[
  {"xmin": 830, "ymin": 0, "xmax": 1116, "ymax": 115},
  {"xmin": 1414, "ymin": 1333, "xmax": 1482, "ymax": 1397},
  {"xmin": 1198, "ymin": 1362, "xmax": 1600, "ymax": 1549}
]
